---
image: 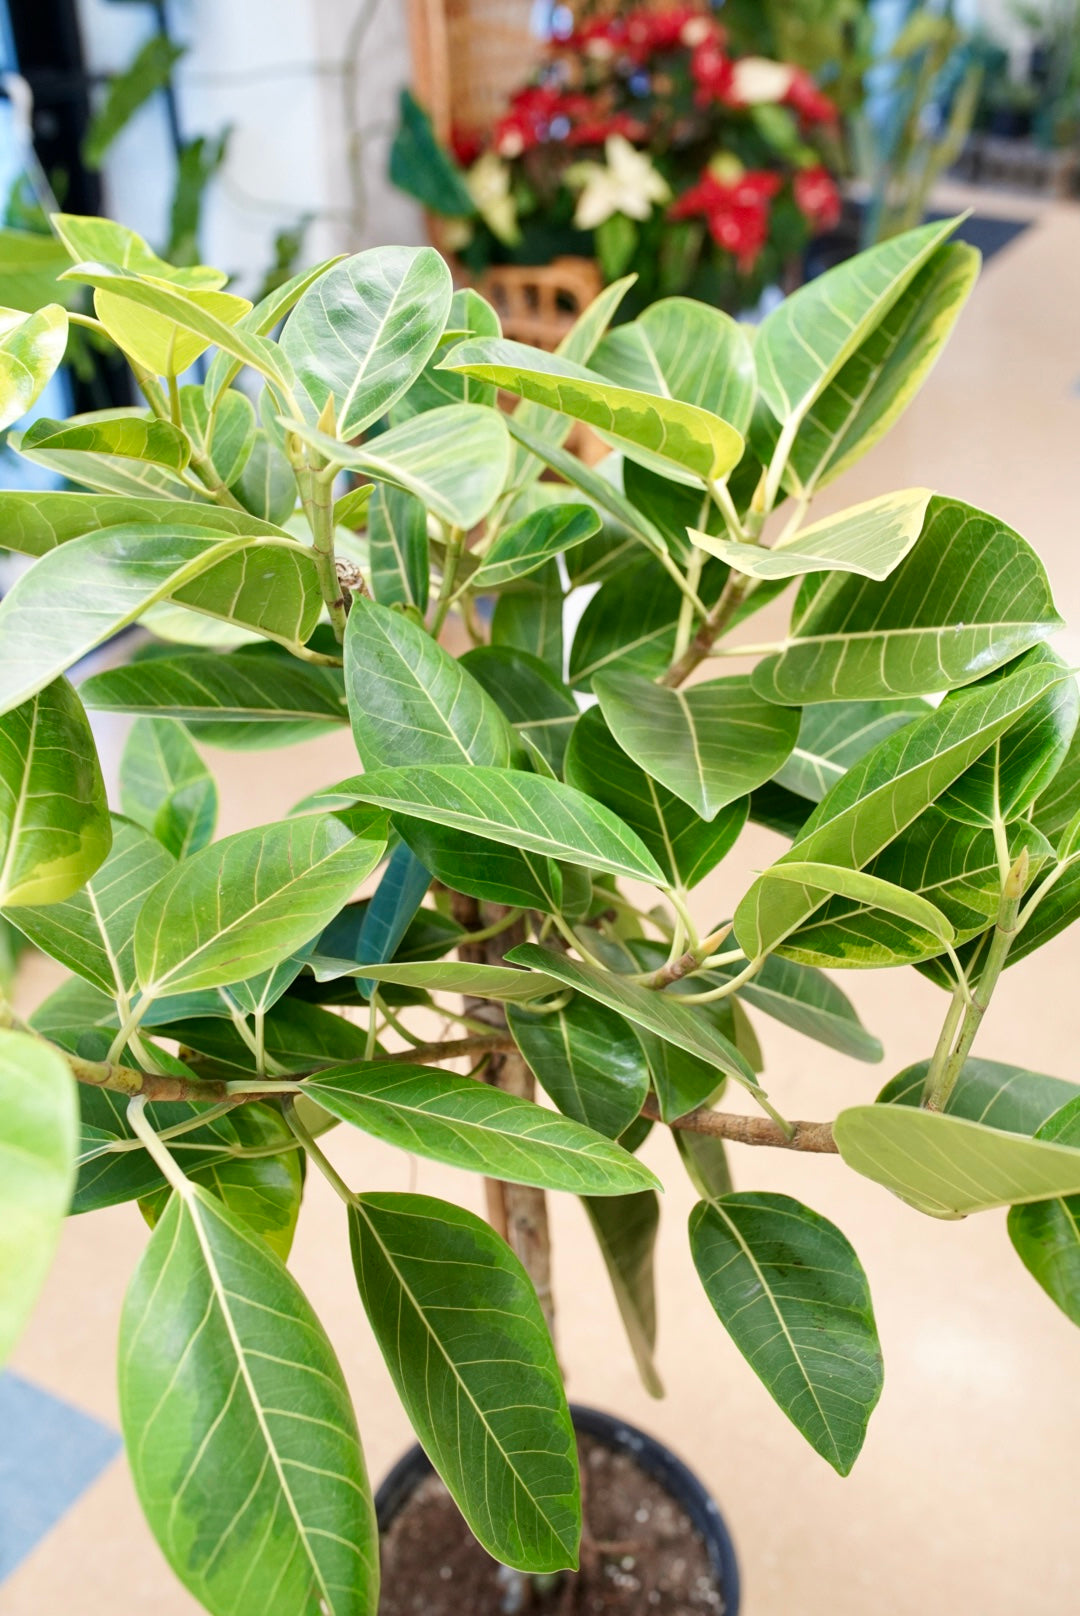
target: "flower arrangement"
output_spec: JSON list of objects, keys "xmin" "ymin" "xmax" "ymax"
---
[{"xmin": 393, "ymin": 2, "xmax": 844, "ymax": 312}]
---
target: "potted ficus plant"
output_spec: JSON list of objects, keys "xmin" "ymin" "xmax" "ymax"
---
[{"xmin": 2, "ymin": 205, "xmax": 1080, "ymax": 1615}]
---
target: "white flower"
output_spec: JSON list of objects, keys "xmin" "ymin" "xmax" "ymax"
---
[
  {"xmin": 567, "ymin": 134, "xmax": 670, "ymax": 232},
  {"xmin": 466, "ymin": 152, "xmax": 520, "ymax": 245},
  {"xmin": 730, "ymin": 57, "xmax": 796, "ymax": 105}
]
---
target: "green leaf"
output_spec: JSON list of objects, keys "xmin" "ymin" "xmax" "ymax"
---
[
  {"xmin": 507, "ymin": 995, "xmax": 649, "ymax": 1138},
  {"xmin": 306, "ymin": 1061, "xmax": 657, "ymax": 1194},
  {"xmin": 443, "ymin": 338, "xmax": 744, "ymax": 486},
  {"xmin": 290, "ymin": 403, "xmax": 510, "ymax": 529},
  {"xmin": 734, "ymin": 656, "xmax": 1068, "ymax": 958},
  {"xmin": 119, "ymin": 717, "xmax": 217, "ymax": 858},
  {"xmin": 714, "ymin": 953, "xmax": 883, "ymax": 1062},
  {"xmin": 83, "ymin": 651, "xmax": 347, "ymax": 744},
  {"xmin": 392, "ymin": 286, "xmax": 501, "ymax": 418},
  {"xmin": 52, "ymin": 211, "xmax": 226, "ymax": 289},
  {"xmin": 120, "ymin": 1184, "xmax": 377, "ymax": 1615},
  {"xmin": 180, "ymin": 384, "xmax": 256, "ymax": 488},
  {"xmin": 392, "ymin": 816, "xmax": 570, "ymax": 914},
  {"xmin": 138, "ymin": 1109, "xmax": 302, "ymax": 1260},
  {"xmin": 134, "ymin": 811, "xmax": 387, "ymax": 996},
  {"xmin": 388, "ymin": 90, "xmax": 476, "ymax": 215},
  {"xmin": 469, "ymin": 503, "xmax": 600, "ymax": 592},
  {"xmin": 15, "ymin": 410, "xmax": 198, "ymax": 499},
  {"xmin": 0, "ymin": 678, "xmax": 111, "ymax": 907},
  {"xmin": 0, "ymin": 487, "xmax": 289, "ymax": 559},
  {"xmin": 492, "ymin": 558, "xmax": 564, "ymax": 675},
  {"xmin": 775, "ymin": 698, "xmax": 929, "ymax": 802},
  {"xmin": 0, "ymin": 524, "xmax": 321, "ymax": 716},
  {"xmin": 8, "ymin": 815, "xmax": 172, "ymax": 1000},
  {"xmin": 309, "ymin": 957, "xmax": 560, "ymax": 1002},
  {"xmin": 833, "ymin": 1103, "xmax": 1080, "ymax": 1217},
  {"xmin": 368, "ymin": 483, "xmax": 430, "ymax": 612},
  {"xmin": 752, "ymin": 495, "xmax": 1062, "ymax": 704},
  {"xmin": 592, "ymin": 295, "xmax": 756, "ymax": 435},
  {"xmin": 203, "ymin": 255, "xmax": 347, "ymax": 408},
  {"xmin": 338, "ymin": 765, "xmax": 666, "ymax": 885},
  {"xmin": 754, "ymin": 215, "xmax": 959, "ymax": 432},
  {"xmin": 1008, "ymin": 1099, "xmax": 1080, "ymax": 1327},
  {"xmin": 0, "ymin": 1031, "xmax": 77, "ymax": 1365},
  {"xmin": 82, "ymin": 35, "xmax": 184, "ymax": 166},
  {"xmin": 507, "ymin": 415, "xmax": 669, "ymax": 562},
  {"xmin": 690, "ymin": 1193, "xmax": 883, "ymax": 1474},
  {"xmin": 565, "ymin": 706, "xmax": 747, "ymax": 890},
  {"xmin": 348, "ymin": 1191, "xmax": 579, "ymax": 1572},
  {"xmin": 507, "ymin": 945, "xmax": 761, "ymax": 1097},
  {"xmin": 0, "ymin": 304, "xmax": 69, "ymax": 431},
  {"xmin": 280, "ymin": 245, "xmax": 452, "ymax": 437},
  {"xmin": 582, "ymin": 1191, "xmax": 663, "ymax": 1397},
  {"xmin": 345, "ymin": 596, "xmax": 517, "ymax": 769},
  {"xmin": 878, "ymin": 1056, "xmax": 1079, "ymax": 1134},
  {"xmin": 1032, "ymin": 721, "xmax": 1080, "ymax": 851},
  {"xmin": 938, "ymin": 648, "xmax": 1080, "ymax": 827},
  {"xmin": 675, "ymin": 1129, "xmax": 733, "ymax": 1200},
  {"xmin": 694, "ymin": 487, "xmax": 933, "ymax": 582},
  {"xmin": 776, "ymin": 241, "xmax": 979, "ymax": 498},
  {"xmin": 594, "ymin": 670, "xmax": 799, "ymax": 821},
  {"xmin": 230, "ymin": 430, "xmax": 296, "ymax": 525},
  {"xmin": 758, "ymin": 861, "xmax": 956, "ymax": 945},
  {"xmin": 461, "ymin": 646, "xmax": 578, "ymax": 775}
]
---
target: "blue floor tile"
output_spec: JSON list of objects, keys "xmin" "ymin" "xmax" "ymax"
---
[{"xmin": 0, "ymin": 1372, "xmax": 121, "ymax": 1583}]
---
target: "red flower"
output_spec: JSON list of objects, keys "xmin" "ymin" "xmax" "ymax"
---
[
  {"xmin": 565, "ymin": 110, "xmax": 648, "ymax": 148},
  {"xmin": 670, "ymin": 167, "xmax": 781, "ymax": 272},
  {"xmin": 493, "ymin": 84, "xmax": 562, "ymax": 155},
  {"xmin": 449, "ymin": 124, "xmax": 485, "ymax": 168},
  {"xmin": 784, "ymin": 68, "xmax": 838, "ymax": 125},
  {"xmin": 626, "ymin": 5, "xmax": 716, "ymax": 59},
  {"xmin": 690, "ymin": 38, "xmax": 735, "ymax": 106},
  {"xmin": 794, "ymin": 165, "xmax": 842, "ymax": 230}
]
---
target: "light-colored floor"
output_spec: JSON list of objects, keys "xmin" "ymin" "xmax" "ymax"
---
[{"xmin": 6, "ymin": 200, "xmax": 1080, "ymax": 1616}]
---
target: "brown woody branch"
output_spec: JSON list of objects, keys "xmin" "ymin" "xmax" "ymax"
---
[{"xmin": 642, "ymin": 1095, "xmax": 837, "ymax": 1153}]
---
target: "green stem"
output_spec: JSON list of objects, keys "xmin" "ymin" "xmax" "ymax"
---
[
  {"xmin": 673, "ymin": 548, "xmax": 704, "ymax": 663},
  {"xmin": 672, "ymin": 955, "xmax": 764, "ymax": 1003},
  {"xmin": 283, "ymin": 1099, "xmax": 358, "ymax": 1207},
  {"xmin": 431, "ymin": 526, "xmax": 465, "ymax": 636},
  {"xmin": 921, "ymin": 985, "xmax": 967, "ymax": 1109},
  {"xmin": 126, "ymin": 1097, "xmax": 189, "ymax": 1195},
  {"xmin": 298, "ymin": 464, "xmax": 348, "ymax": 642}
]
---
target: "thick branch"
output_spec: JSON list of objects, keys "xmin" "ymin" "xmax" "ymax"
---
[
  {"xmin": 659, "ymin": 571, "xmax": 755, "ymax": 688},
  {"xmin": 643, "ymin": 1096, "xmax": 837, "ymax": 1153}
]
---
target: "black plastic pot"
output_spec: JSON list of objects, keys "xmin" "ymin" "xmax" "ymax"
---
[{"xmin": 375, "ymin": 1402, "xmax": 741, "ymax": 1613}]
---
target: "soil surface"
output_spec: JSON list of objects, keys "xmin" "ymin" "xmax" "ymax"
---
[{"xmin": 378, "ymin": 1432, "xmax": 727, "ymax": 1614}]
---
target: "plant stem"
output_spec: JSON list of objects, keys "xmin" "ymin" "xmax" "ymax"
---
[
  {"xmin": 126, "ymin": 1097, "xmax": 190, "ymax": 1193},
  {"xmin": 641, "ymin": 1096, "xmax": 836, "ymax": 1153},
  {"xmin": 659, "ymin": 566, "xmax": 758, "ymax": 687},
  {"xmin": 431, "ymin": 526, "xmax": 465, "ymax": 636},
  {"xmin": 298, "ymin": 464, "xmax": 348, "ymax": 641},
  {"xmin": 924, "ymin": 849, "xmax": 1029, "ymax": 1111},
  {"xmin": 672, "ymin": 547, "xmax": 704, "ymax": 663},
  {"xmin": 283, "ymin": 1099, "xmax": 359, "ymax": 1206}
]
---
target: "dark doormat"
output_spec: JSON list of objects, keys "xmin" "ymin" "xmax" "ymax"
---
[{"xmin": 925, "ymin": 209, "xmax": 1032, "ymax": 262}]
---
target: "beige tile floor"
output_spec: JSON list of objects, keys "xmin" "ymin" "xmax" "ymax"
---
[{"xmin": 7, "ymin": 199, "xmax": 1080, "ymax": 1616}]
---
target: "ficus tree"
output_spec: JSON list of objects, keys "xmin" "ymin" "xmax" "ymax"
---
[{"xmin": 2, "ymin": 208, "xmax": 1080, "ymax": 1614}]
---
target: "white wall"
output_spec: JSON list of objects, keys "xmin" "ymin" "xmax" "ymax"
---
[{"xmin": 74, "ymin": 0, "xmax": 424, "ymax": 290}]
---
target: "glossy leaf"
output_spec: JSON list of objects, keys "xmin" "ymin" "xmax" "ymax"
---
[
  {"xmin": 0, "ymin": 304, "xmax": 69, "ymax": 431},
  {"xmin": 713, "ymin": 953, "xmax": 883, "ymax": 1062},
  {"xmin": 507, "ymin": 945, "xmax": 760, "ymax": 1096},
  {"xmin": 393, "ymin": 816, "xmax": 570, "ymax": 915},
  {"xmin": 349, "ymin": 1192, "xmax": 579, "ymax": 1573},
  {"xmin": 9, "ymin": 815, "xmax": 172, "ymax": 1000},
  {"xmin": 775, "ymin": 698, "xmax": 928, "ymax": 802},
  {"xmin": 0, "ymin": 1031, "xmax": 77, "ymax": 1365},
  {"xmin": 52, "ymin": 211, "xmax": 227, "ymax": 289},
  {"xmin": 565, "ymin": 705, "xmax": 747, "ymax": 890},
  {"xmin": 203, "ymin": 255, "xmax": 346, "ymax": 407},
  {"xmin": 230, "ymin": 429, "xmax": 296, "ymax": 525},
  {"xmin": 754, "ymin": 215, "xmax": 959, "ymax": 430},
  {"xmin": 308, "ymin": 957, "xmax": 560, "ymax": 1002},
  {"xmin": 592, "ymin": 295, "xmax": 756, "ymax": 435},
  {"xmin": 469, "ymin": 502, "xmax": 600, "ymax": 591},
  {"xmin": 759, "ymin": 861, "xmax": 956, "ymax": 944},
  {"xmin": 752, "ymin": 496, "xmax": 1062, "ymax": 704},
  {"xmin": 582, "ymin": 1191, "xmax": 663, "ymax": 1397},
  {"xmin": 734, "ymin": 656, "xmax": 1067, "ymax": 958},
  {"xmin": 306, "ymin": 1062, "xmax": 657, "ymax": 1194},
  {"xmin": 690, "ymin": 1193, "xmax": 883, "ymax": 1473},
  {"xmin": 507, "ymin": 995, "xmax": 650, "ymax": 1138},
  {"xmin": 1032, "ymin": 722, "xmax": 1080, "ymax": 851},
  {"xmin": 1008, "ymin": 1099, "xmax": 1080, "ymax": 1327},
  {"xmin": 833, "ymin": 1103, "xmax": 1080, "ymax": 1217},
  {"xmin": 280, "ymin": 245, "xmax": 453, "ymax": 437},
  {"xmin": 0, "ymin": 524, "xmax": 321, "ymax": 715},
  {"xmin": 778, "ymin": 241, "xmax": 979, "ymax": 497},
  {"xmin": 461, "ymin": 645, "xmax": 578, "ymax": 775},
  {"xmin": 180, "ymin": 384, "xmax": 256, "ymax": 487},
  {"xmin": 444, "ymin": 337, "xmax": 744, "ymax": 485},
  {"xmin": 344, "ymin": 596, "xmax": 517, "ymax": 769},
  {"xmin": 344, "ymin": 842, "xmax": 430, "ymax": 999},
  {"xmin": 338, "ymin": 765, "xmax": 666, "ymax": 884},
  {"xmin": 0, "ymin": 678, "xmax": 111, "ymax": 907},
  {"xmin": 368, "ymin": 483, "xmax": 430, "ymax": 612},
  {"xmin": 0, "ymin": 487, "xmax": 289, "ymax": 559},
  {"xmin": 120, "ymin": 1185, "xmax": 377, "ymax": 1614},
  {"xmin": 878, "ymin": 1056, "xmax": 1079, "ymax": 1134},
  {"xmin": 119, "ymin": 717, "xmax": 217, "ymax": 858},
  {"xmin": 594, "ymin": 670, "xmax": 799, "ymax": 821},
  {"xmin": 491, "ymin": 558, "xmax": 564, "ymax": 675},
  {"xmin": 83, "ymin": 651, "xmax": 347, "ymax": 740},
  {"xmin": 693, "ymin": 487, "xmax": 933, "ymax": 581},
  {"xmin": 134, "ymin": 811, "xmax": 387, "ymax": 996},
  {"xmin": 286, "ymin": 403, "xmax": 510, "ymax": 529},
  {"xmin": 391, "ymin": 285, "xmax": 501, "ymax": 418}
]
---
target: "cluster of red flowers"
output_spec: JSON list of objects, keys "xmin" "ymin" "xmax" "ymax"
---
[
  {"xmin": 490, "ymin": 84, "xmax": 646, "ymax": 160},
  {"xmin": 671, "ymin": 162, "xmax": 840, "ymax": 269},
  {"xmin": 566, "ymin": 4, "xmax": 711, "ymax": 61}
]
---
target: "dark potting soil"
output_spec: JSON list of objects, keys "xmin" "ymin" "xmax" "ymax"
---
[{"xmin": 378, "ymin": 1433, "xmax": 727, "ymax": 1615}]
